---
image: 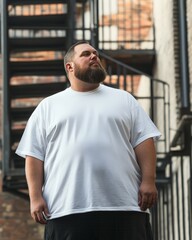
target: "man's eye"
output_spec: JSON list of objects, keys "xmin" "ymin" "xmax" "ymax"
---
[{"xmin": 83, "ymin": 52, "xmax": 90, "ymax": 56}]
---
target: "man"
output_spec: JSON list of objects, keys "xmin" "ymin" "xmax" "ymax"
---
[{"xmin": 16, "ymin": 41, "xmax": 161, "ymax": 240}]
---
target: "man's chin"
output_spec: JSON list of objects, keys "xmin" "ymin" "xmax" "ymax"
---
[
  {"xmin": 75, "ymin": 67, "xmax": 107, "ymax": 84},
  {"xmin": 79, "ymin": 78, "xmax": 104, "ymax": 84}
]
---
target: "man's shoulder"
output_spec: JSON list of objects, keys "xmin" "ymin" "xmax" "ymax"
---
[
  {"xmin": 102, "ymin": 84, "xmax": 132, "ymax": 97},
  {"xmin": 43, "ymin": 87, "xmax": 70, "ymax": 102},
  {"xmin": 33, "ymin": 88, "xmax": 70, "ymax": 113}
]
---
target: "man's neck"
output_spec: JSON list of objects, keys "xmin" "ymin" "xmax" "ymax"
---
[{"xmin": 70, "ymin": 80, "xmax": 100, "ymax": 92}]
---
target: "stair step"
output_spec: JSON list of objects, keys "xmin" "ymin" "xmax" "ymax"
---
[
  {"xmin": 8, "ymin": 0, "xmax": 84, "ymax": 5},
  {"xmin": 11, "ymin": 129, "xmax": 25, "ymax": 144},
  {"xmin": 13, "ymin": 156, "xmax": 26, "ymax": 169},
  {"xmin": 10, "ymin": 37, "xmax": 67, "ymax": 52},
  {"xmin": 3, "ymin": 174, "xmax": 27, "ymax": 190},
  {"xmin": 8, "ymin": 14, "xmax": 68, "ymax": 30},
  {"xmin": 10, "ymin": 60, "xmax": 65, "ymax": 76},
  {"xmin": 11, "ymin": 81, "xmax": 68, "ymax": 99},
  {"xmin": 11, "ymin": 79, "xmax": 74, "ymax": 119},
  {"xmin": 11, "ymin": 107, "xmax": 36, "ymax": 121},
  {"xmin": 8, "ymin": 0, "xmax": 67, "ymax": 5},
  {"xmin": 156, "ymin": 177, "xmax": 171, "ymax": 186}
]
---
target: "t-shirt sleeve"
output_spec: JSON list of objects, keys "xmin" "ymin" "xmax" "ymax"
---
[
  {"xmin": 15, "ymin": 104, "xmax": 47, "ymax": 161},
  {"xmin": 128, "ymin": 95, "xmax": 161, "ymax": 148}
]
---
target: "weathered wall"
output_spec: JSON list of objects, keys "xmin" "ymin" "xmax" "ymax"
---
[
  {"xmin": 153, "ymin": 2, "xmax": 192, "ymax": 239},
  {"xmin": 0, "ymin": 56, "xmax": 2, "ymax": 164},
  {"xmin": 153, "ymin": 0, "xmax": 178, "ymax": 141},
  {"xmin": 153, "ymin": 0, "xmax": 192, "ymax": 136}
]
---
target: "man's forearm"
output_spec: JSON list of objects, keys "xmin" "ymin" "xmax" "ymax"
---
[
  {"xmin": 134, "ymin": 138, "xmax": 157, "ymax": 182},
  {"xmin": 25, "ymin": 156, "xmax": 50, "ymax": 224},
  {"xmin": 25, "ymin": 156, "xmax": 44, "ymax": 200},
  {"xmin": 134, "ymin": 138, "xmax": 158, "ymax": 210}
]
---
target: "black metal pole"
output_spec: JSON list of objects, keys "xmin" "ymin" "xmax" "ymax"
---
[
  {"xmin": 1, "ymin": 0, "xmax": 11, "ymax": 179},
  {"xmin": 90, "ymin": 0, "xmax": 99, "ymax": 49},
  {"xmin": 67, "ymin": 0, "xmax": 76, "ymax": 48},
  {"xmin": 177, "ymin": 0, "xmax": 190, "ymax": 112}
]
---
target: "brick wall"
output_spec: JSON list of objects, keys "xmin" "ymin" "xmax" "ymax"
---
[
  {"xmin": 118, "ymin": 0, "xmax": 153, "ymax": 48},
  {"xmin": 0, "ymin": 186, "xmax": 44, "ymax": 240},
  {"xmin": 102, "ymin": 0, "xmax": 153, "ymax": 49}
]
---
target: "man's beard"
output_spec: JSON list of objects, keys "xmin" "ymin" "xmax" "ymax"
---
[{"xmin": 74, "ymin": 63, "xmax": 107, "ymax": 84}]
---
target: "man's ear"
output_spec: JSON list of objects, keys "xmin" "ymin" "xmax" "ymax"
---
[{"xmin": 66, "ymin": 62, "xmax": 73, "ymax": 72}]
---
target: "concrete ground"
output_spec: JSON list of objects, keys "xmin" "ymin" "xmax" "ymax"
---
[{"xmin": 0, "ymin": 171, "xmax": 44, "ymax": 240}]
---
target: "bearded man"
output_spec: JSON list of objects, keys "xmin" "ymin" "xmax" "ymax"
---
[{"xmin": 16, "ymin": 41, "xmax": 161, "ymax": 240}]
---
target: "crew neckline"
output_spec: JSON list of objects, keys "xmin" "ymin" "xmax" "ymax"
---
[{"xmin": 68, "ymin": 84, "xmax": 103, "ymax": 95}]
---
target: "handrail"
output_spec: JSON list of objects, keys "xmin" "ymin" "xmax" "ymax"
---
[
  {"xmin": 171, "ymin": 114, "xmax": 192, "ymax": 148},
  {"xmin": 99, "ymin": 50, "xmax": 169, "ymax": 86}
]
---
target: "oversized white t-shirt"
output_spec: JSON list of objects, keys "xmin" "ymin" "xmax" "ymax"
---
[{"xmin": 16, "ymin": 84, "xmax": 161, "ymax": 219}]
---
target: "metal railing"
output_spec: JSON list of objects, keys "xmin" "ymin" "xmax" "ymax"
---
[
  {"xmin": 153, "ymin": 153, "xmax": 192, "ymax": 240},
  {"xmin": 150, "ymin": 113, "xmax": 192, "ymax": 240}
]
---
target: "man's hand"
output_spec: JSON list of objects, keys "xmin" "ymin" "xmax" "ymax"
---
[
  {"xmin": 138, "ymin": 180, "xmax": 158, "ymax": 211},
  {"xmin": 30, "ymin": 196, "xmax": 50, "ymax": 224}
]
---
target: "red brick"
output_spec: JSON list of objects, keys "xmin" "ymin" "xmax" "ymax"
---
[{"xmin": 0, "ymin": 174, "xmax": 44, "ymax": 240}]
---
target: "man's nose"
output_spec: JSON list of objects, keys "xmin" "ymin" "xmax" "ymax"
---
[{"xmin": 90, "ymin": 53, "xmax": 97, "ymax": 60}]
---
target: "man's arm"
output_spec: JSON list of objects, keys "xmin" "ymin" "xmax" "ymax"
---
[
  {"xmin": 25, "ymin": 156, "xmax": 50, "ymax": 224},
  {"xmin": 134, "ymin": 138, "xmax": 158, "ymax": 211}
]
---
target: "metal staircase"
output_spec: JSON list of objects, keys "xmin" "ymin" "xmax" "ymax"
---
[{"xmin": 2, "ymin": 0, "xmax": 72, "ymax": 189}]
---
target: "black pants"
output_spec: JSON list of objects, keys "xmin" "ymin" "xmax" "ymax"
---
[{"xmin": 44, "ymin": 211, "xmax": 153, "ymax": 240}]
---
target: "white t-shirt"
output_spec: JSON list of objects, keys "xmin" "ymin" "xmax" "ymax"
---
[{"xmin": 16, "ymin": 84, "xmax": 161, "ymax": 219}]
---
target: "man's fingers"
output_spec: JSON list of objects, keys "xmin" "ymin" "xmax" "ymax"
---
[
  {"xmin": 43, "ymin": 206, "xmax": 51, "ymax": 219},
  {"xmin": 30, "ymin": 200, "xmax": 50, "ymax": 224},
  {"xmin": 32, "ymin": 211, "xmax": 47, "ymax": 224},
  {"xmin": 42, "ymin": 211, "xmax": 51, "ymax": 221},
  {"xmin": 139, "ymin": 193, "xmax": 158, "ymax": 211}
]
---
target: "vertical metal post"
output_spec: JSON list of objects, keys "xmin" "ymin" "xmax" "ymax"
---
[
  {"xmin": 150, "ymin": 77, "xmax": 154, "ymax": 121},
  {"xmin": 177, "ymin": 0, "xmax": 190, "ymax": 112},
  {"xmin": 190, "ymin": 125, "xmax": 192, "ymax": 239},
  {"xmin": 90, "ymin": 0, "xmax": 99, "ymax": 49},
  {"xmin": 1, "ymin": 0, "xmax": 11, "ymax": 177},
  {"xmin": 166, "ymin": 186, "xmax": 170, "ymax": 240},
  {"xmin": 176, "ymin": 172, "xmax": 181, "ymax": 240},
  {"xmin": 181, "ymin": 157, "xmax": 186, "ymax": 240},
  {"xmin": 66, "ymin": 0, "xmax": 76, "ymax": 48},
  {"xmin": 170, "ymin": 161, "xmax": 175, "ymax": 240},
  {"xmin": 152, "ymin": 204, "xmax": 158, "ymax": 240}
]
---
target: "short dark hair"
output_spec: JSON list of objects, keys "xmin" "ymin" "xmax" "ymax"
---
[{"xmin": 64, "ymin": 40, "xmax": 90, "ymax": 73}]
